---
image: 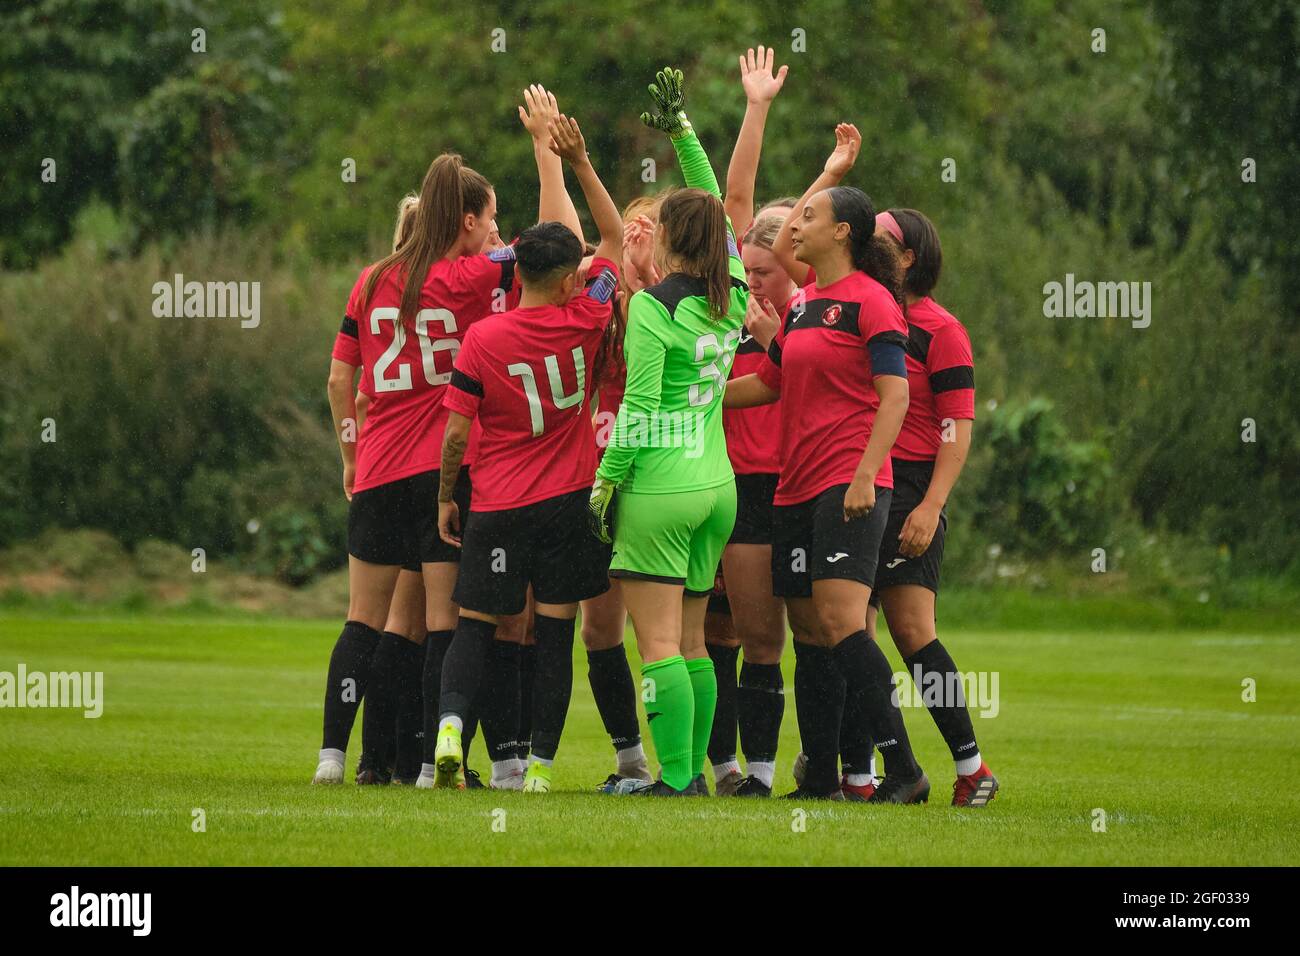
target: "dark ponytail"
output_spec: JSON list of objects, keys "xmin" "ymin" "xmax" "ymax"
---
[
  {"xmin": 658, "ymin": 187, "xmax": 732, "ymax": 321},
  {"xmin": 827, "ymin": 186, "xmax": 905, "ymax": 305},
  {"xmin": 888, "ymin": 207, "xmax": 943, "ymax": 297},
  {"xmin": 362, "ymin": 153, "xmax": 491, "ymax": 325}
]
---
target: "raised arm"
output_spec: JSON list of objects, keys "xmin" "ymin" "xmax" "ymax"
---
[
  {"xmin": 548, "ymin": 114, "xmax": 622, "ymax": 268},
  {"xmin": 641, "ymin": 67, "xmax": 721, "ymax": 201},
  {"xmin": 773, "ymin": 123, "xmax": 862, "ymax": 287},
  {"xmin": 519, "ymin": 84, "xmax": 583, "ymax": 246},
  {"xmin": 725, "ymin": 46, "xmax": 788, "ymax": 240}
]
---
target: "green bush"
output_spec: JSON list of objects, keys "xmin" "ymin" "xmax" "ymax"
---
[
  {"xmin": 967, "ymin": 397, "xmax": 1113, "ymax": 556},
  {"xmin": 0, "ymin": 228, "xmax": 361, "ymax": 581}
]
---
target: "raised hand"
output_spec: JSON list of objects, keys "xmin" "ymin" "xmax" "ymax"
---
[
  {"xmin": 739, "ymin": 45, "xmax": 788, "ymax": 104},
  {"xmin": 824, "ymin": 122, "xmax": 862, "ymax": 179},
  {"xmin": 518, "ymin": 84, "xmax": 560, "ymax": 141},
  {"xmin": 624, "ymin": 214, "xmax": 656, "ymax": 286},
  {"xmin": 640, "ymin": 67, "xmax": 690, "ymax": 138},
  {"xmin": 547, "ymin": 114, "xmax": 588, "ymax": 165}
]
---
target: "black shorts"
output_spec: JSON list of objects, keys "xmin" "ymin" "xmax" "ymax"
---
[
  {"xmin": 771, "ymin": 483, "xmax": 893, "ymax": 598},
  {"xmin": 729, "ymin": 472, "xmax": 778, "ymax": 545},
  {"xmin": 347, "ymin": 469, "xmax": 471, "ymax": 567},
  {"xmin": 453, "ymin": 488, "xmax": 612, "ymax": 616},
  {"xmin": 871, "ymin": 459, "xmax": 946, "ymax": 607}
]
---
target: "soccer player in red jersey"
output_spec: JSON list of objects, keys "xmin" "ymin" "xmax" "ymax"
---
[
  {"xmin": 312, "ymin": 85, "xmax": 579, "ymax": 787},
  {"xmin": 866, "ymin": 208, "xmax": 998, "ymax": 806},
  {"xmin": 725, "ymin": 124, "xmax": 929, "ymax": 802},
  {"xmin": 431, "ymin": 113, "xmax": 624, "ymax": 794},
  {"xmin": 350, "ymin": 195, "xmax": 520, "ymax": 788},
  {"xmin": 706, "ymin": 212, "xmax": 795, "ymax": 797},
  {"xmin": 701, "ymin": 45, "xmax": 794, "ymax": 798},
  {"xmin": 344, "ymin": 195, "xmax": 432, "ymax": 786}
]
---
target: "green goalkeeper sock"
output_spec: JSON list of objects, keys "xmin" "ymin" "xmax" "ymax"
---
[
  {"xmin": 685, "ymin": 656, "xmax": 718, "ymax": 781},
  {"xmin": 641, "ymin": 656, "xmax": 694, "ymax": 791}
]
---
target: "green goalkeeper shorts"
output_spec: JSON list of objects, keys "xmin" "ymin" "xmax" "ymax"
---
[{"xmin": 608, "ymin": 480, "xmax": 737, "ymax": 596}]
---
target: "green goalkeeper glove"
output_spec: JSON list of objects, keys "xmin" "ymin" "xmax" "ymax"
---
[
  {"xmin": 640, "ymin": 67, "xmax": 692, "ymax": 139},
  {"xmin": 589, "ymin": 477, "xmax": 617, "ymax": 544}
]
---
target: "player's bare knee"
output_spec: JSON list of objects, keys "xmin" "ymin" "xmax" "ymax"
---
[
  {"xmin": 580, "ymin": 623, "xmax": 621, "ymax": 652},
  {"xmin": 882, "ymin": 605, "xmax": 935, "ymax": 655},
  {"xmin": 741, "ymin": 630, "xmax": 785, "ymax": 665},
  {"xmin": 814, "ymin": 604, "xmax": 861, "ymax": 644}
]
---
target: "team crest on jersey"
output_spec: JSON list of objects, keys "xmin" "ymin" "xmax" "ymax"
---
[{"xmin": 821, "ymin": 304, "xmax": 843, "ymax": 326}]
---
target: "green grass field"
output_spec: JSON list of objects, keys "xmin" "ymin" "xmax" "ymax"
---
[{"xmin": 1, "ymin": 609, "xmax": 1297, "ymax": 866}]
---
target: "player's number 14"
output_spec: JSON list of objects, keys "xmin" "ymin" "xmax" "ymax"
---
[{"xmin": 508, "ymin": 349, "xmax": 587, "ymax": 437}]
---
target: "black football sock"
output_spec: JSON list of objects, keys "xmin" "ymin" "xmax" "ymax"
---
[
  {"xmin": 737, "ymin": 661, "xmax": 784, "ymax": 764},
  {"xmin": 479, "ymin": 640, "xmax": 522, "ymax": 766},
  {"xmin": 587, "ymin": 644, "xmax": 642, "ymax": 752},
  {"xmin": 792, "ymin": 640, "xmax": 844, "ymax": 794},
  {"xmin": 528, "ymin": 615, "xmax": 575, "ymax": 761},
  {"xmin": 839, "ymin": 661, "xmax": 876, "ymax": 779},
  {"xmin": 705, "ymin": 643, "xmax": 740, "ymax": 767},
  {"xmin": 393, "ymin": 636, "xmax": 425, "ymax": 779},
  {"xmin": 462, "ymin": 706, "xmax": 479, "ymax": 768},
  {"xmin": 360, "ymin": 631, "xmax": 404, "ymax": 772},
  {"xmin": 420, "ymin": 629, "xmax": 453, "ymax": 763},
  {"xmin": 905, "ymin": 639, "xmax": 979, "ymax": 766},
  {"xmin": 831, "ymin": 630, "xmax": 921, "ymax": 779},
  {"xmin": 438, "ymin": 616, "xmax": 497, "ymax": 722},
  {"xmin": 516, "ymin": 643, "xmax": 537, "ymax": 760},
  {"xmin": 321, "ymin": 621, "xmax": 380, "ymax": 752}
]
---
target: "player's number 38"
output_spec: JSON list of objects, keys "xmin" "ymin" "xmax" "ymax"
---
[{"xmin": 689, "ymin": 329, "xmax": 741, "ymax": 407}]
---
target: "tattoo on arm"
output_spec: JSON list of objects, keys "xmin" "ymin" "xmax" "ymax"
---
[{"xmin": 439, "ymin": 432, "xmax": 468, "ymax": 502}]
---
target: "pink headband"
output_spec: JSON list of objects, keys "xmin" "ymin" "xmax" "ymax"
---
[{"xmin": 876, "ymin": 211, "xmax": 904, "ymax": 245}]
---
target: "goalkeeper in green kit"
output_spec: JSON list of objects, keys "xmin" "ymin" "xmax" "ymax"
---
[{"xmin": 590, "ymin": 68, "xmax": 749, "ymax": 796}]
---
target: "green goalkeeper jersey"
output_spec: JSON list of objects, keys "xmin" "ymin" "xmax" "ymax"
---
[{"xmin": 595, "ymin": 129, "xmax": 748, "ymax": 494}]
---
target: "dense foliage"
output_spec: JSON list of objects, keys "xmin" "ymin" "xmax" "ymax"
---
[{"xmin": 1, "ymin": 0, "xmax": 1296, "ymax": 585}]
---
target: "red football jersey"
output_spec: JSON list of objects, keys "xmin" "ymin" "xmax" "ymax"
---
[
  {"xmin": 337, "ymin": 247, "xmax": 521, "ymax": 493},
  {"xmin": 892, "ymin": 296, "xmax": 975, "ymax": 461},
  {"xmin": 443, "ymin": 258, "xmax": 620, "ymax": 511},
  {"xmin": 722, "ymin": 291, "xmax": 789, "ymax": 475},
  {"xmin": 757, "ymin": 270, "xmax": 908, "ymax": 505}
]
